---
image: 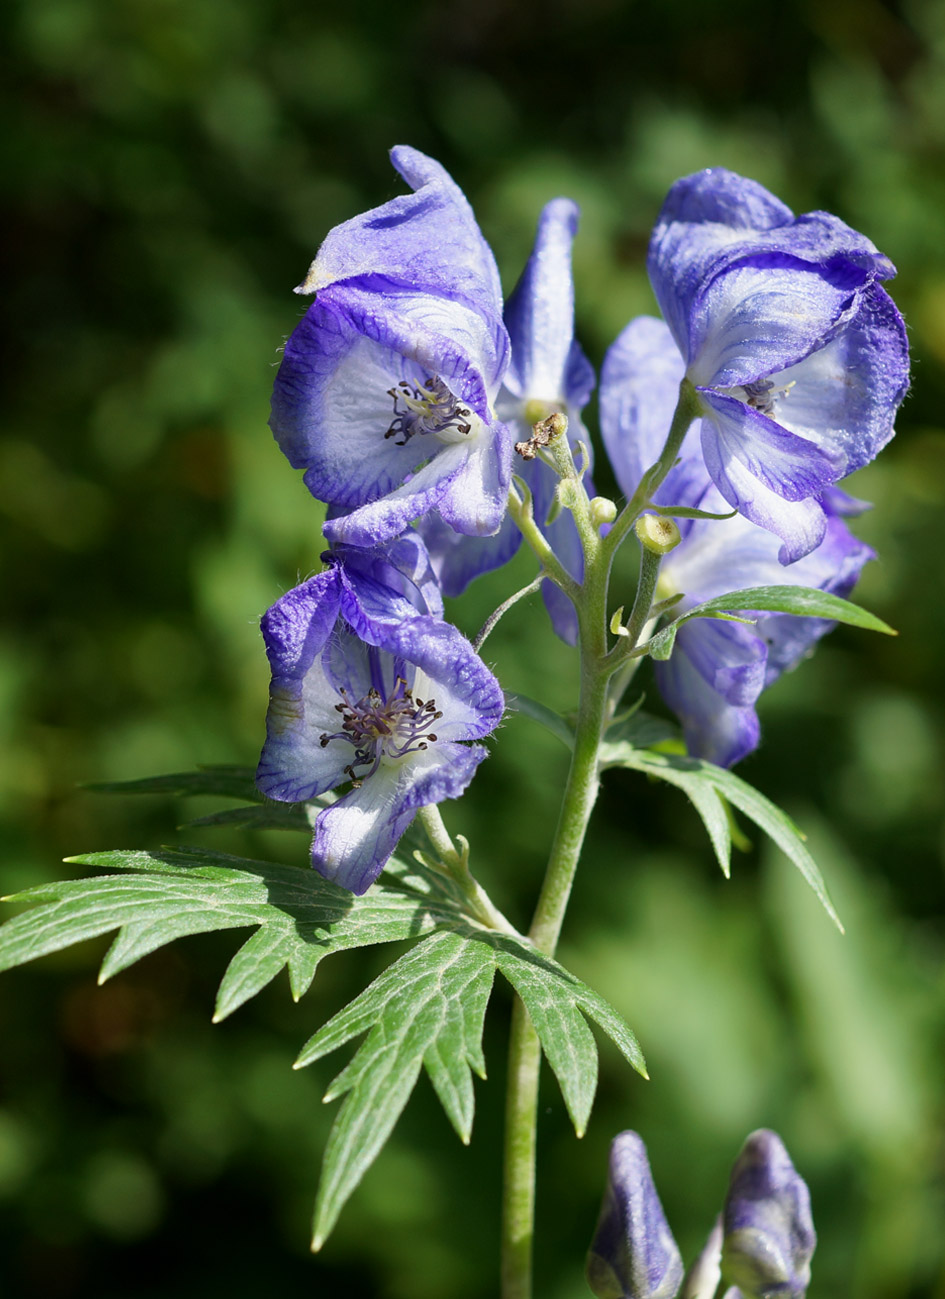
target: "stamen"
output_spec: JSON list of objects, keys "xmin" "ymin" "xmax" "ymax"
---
[
  {"xmin": 742, "ymin": 378, "xmax": 796, "ymax": 416},
  {"xmin": 385, "ymin": 375, "xmax": 473, "ymax": 445},
  {"xmin": 318, "ymin": 681, "xmax": 442, "ymax": 781}
]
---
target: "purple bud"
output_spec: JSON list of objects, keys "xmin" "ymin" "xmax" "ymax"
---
[
  {"xmin": 720, "ymin": 1130, "xmax": 816, "ymax": 1298},
  {"xmin": 586, "ymin": 1131, "xmax": 684, "ymax": 1299}
]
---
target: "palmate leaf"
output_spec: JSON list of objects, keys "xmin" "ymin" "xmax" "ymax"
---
[
  {"xmin": 0, "ymin": 845, "xmax": 463, "ymax": 1017},
  {"xmin": 600, "ymin": 741, "xmax": 842, "ymax": 930},
  {"xmin": 1, "ymin": 836, "xmax": 647, "ymax": 1249},
  {"xmin": 296, "ymin": 925, "xmax": 647, "ymax": 1249}
]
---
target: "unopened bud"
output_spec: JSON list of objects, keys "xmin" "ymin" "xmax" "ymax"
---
[
  {"xmin": 634, "ymin": 514, "xmax": 680, "ymax": 556},
  {"xmin": 720, "ymin": 1130, "xmax": 815, "ymax": 1299},
  {"xmin": 590, "ymin": 496, "xmax": 618, "ymax": 527},
  {"xmin": 586, "ymin": 1132, "xmax": 684, "ymax": 1299},
  {"xmin": 680, "ymin": 1217, "xmax": 723, "ymax": 1299}
]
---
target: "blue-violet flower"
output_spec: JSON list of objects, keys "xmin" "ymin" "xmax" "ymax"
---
[
  {"xmin": 648, "ymin": 169, "xmax": 909, "ymax": 562},
  {"xmin": 270, "ymin": 148, "xmax": 513, "ymax": 550},
  {"xmin": 256, "ymin": 546, "xmax": 503, "ymax": 894},
  {"xmin": 601, "ymin": 316, "xmax": 873, "ymax": 767}
]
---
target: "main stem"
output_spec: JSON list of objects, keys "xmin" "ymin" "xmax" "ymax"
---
[
  {"xmin": 499, "ymin": 388, "xmax": 699, "ymax": 1298},
  {"xmin": 500, "ymin": 521, "xmax": 610, "ymax": 1299}
]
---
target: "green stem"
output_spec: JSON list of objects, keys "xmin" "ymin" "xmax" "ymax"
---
[
  {"xmin": 500, "ymin": 534, "xmax": 611, "ymax": 1298},
  {"xmin": 416, "ymin": 805, "xmax": 519, "ymax": 935}
]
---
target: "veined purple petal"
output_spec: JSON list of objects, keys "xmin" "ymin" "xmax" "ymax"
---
[
  {"xmin": 323, "ymin": 443, "xmax": 470, "ymax": 548},
  {"xmin": 328, "ymin": 531, "xmax": 444, "ymax": 621},
  {"xmin": 417, "ymin": 511, "xmax": 523, "ymax": 598},
  {"xmin": 294, "ymin": 146, "xmax": 504, "ymax": 325},
  {"xmin": 654, "ymin": 641, "xmax": 761, "ymax": 769},
  {"xmin": 311, "ymin": 742, "xmax": 486, "ymax": 895},
  {"xmin": 674, "ymin": 618, "xmax": 767, "ymax": 708},
  {"xmin": 648, "ymin": 169, "xmax": 893, "ymax": 359},
  {"xmin": 759, "ymin": 283, "xmax": 908, "ymax": 477},
  {"xmin": 600, "ymin": 315, "xmax": 705, "ymax": 508},
  {"xmin": 504, "ymin": 198, "xmax": 594, "ymax": 405},
  {"xmin": 436, "ymin": 421, "xmax": 513, "ymax": 536},
  {"xmin": 687, "ymin": 255, "xmax": 867, "ymax": 389},
  {"xmin": 653, "ymin": 489, "xmax": 873, "ymax": 765},
  {"xmin": 758, "ymin": 517, "xmax": 874, "ymax": 684},
  {"xmin": 699, "ymin": 397, "xmax": 836, "ymax": 560}
]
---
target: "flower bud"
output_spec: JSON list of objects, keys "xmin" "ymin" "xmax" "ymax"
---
[
  {"xmin": 720, "ymin": 1130, "xmax": 815, "ymax": 1298},
  {"xmin": 590, "ymin": 496, "xmax": 618, "ymax": 527},
  {"xmin": 680, "ymin": 1216, "xmax": 723, "ymax": 1299},
  {"xmin": 634, "ymin": 514, "xmax": 681, "ymax": 556},
  {"xmin": 586, "ymin": 1131, "xmax": 684, "ymax": 1299}
]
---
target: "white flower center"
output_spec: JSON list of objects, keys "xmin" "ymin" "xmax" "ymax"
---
[{"xmin": 320, "ymin": 679, "xmax": 442, "ymax": 786}]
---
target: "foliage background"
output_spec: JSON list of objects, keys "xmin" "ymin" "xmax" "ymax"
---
[{"xmin": 3, "ymin": 0, "xmax": 945, "ymax": 1294}]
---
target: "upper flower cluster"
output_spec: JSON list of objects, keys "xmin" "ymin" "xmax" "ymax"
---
[{"xmin": 258, "ymin": 150, "xmax": 908, "ymax": 889}]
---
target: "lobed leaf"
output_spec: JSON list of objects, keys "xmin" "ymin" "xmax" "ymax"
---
[
  {"xmin": 678, "ymin": 585, "xmax": 895, "ymax": 634},
  {"xmin": 0, "ymin": 846, "xmax": 462, "ymax": 1008},
  {"xmin": 600, "ymin": 745, "xmax": 842, "ymax": 930},
  {"xmin": 296, "ymin": 930, "xmax": 497, "ymax": 1248}
]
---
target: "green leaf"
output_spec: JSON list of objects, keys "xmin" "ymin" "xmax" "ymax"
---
[
  {"xmin": 646, "ymin": 621, "xmax": 678, "ymax": 660},
  {"xmin": 85, "ymin": 766, "xmax": 264, "ymax": 802},
  {"xmin": 1, "ymin": 843, "xmax": 647, "ymax": 1250},
  {"xmin": 0, "ymin": 846, "xmax": 463, "ymax": 1012},
  {"xmin": 600, "ymin": 746, "xmax": 842, "ymax": 929},
  {"xmin": 677, "ymin": 585, "xmax": 896, "ymax": 635},
  {"xmin": 506, "ymin": 692, "xmax": 575, "ymax": 750},
  {"xmin": 181, "ymin": 803, "xmax": 313, "ymax": 832},
  {"xmin": 650, "ymin": 504, "xmax": 737, "ymax": 521},
  {"xmin": 296, "ymin": 930, "xmax": 496, "ymax": 1248},
  {"xmin": 296, "ymin": 924, "xmax": 646, "ymax": 1246},
  {"xmin": 605, "ymin": 709, "xmax": 681, "ymax": 752}
]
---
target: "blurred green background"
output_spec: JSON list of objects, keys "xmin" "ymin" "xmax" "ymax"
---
[{"xmin": 3, "ymin": 0, "xmax": 945, "ymax": 1294}]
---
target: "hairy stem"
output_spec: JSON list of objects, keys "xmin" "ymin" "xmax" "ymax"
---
[{"xmin": 500, "ymin": 535, "xmax": 610, "ymax": 1298}]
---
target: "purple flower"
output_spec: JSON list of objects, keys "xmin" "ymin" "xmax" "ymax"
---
[
  {"xmin": 255, "ymin": 548, "xmax": 503, "ymax": 895},
  {"xmin": 270, "ymin": 147, "xmax": 513, "ymax": 549},
  {"xmin": 586, "ymin": 1131, "xmax": 684, "ymax": 1299},
  {"xmin": 601, "ymin": 316, "xmax": 873, "ymax": 767},
  {"xmin": 648, "ymin": 169, "xmax": 908, "ymax": 562},
  {"xmin": 419, "ymin": 197, "xmax": 595, "ymax": 643},
  {"xmin": 720, "ymin": 1130, "xmax": 816, "ymax": 1298}
]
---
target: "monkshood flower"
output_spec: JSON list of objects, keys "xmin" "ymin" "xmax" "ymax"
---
[
  {"xmin": 602, "ymin": 316, "xmax": 873, "ymax": 767},
  {"xmin": 720, "ymin": 1130, "xmax": 816, "ymax": 1298},
  {"xmin": 256, "ymin": 548, "xmax": 503, "ymax": 894},
  {"xmin": 586, "ymin": 1131, "xmax": 684, "ymax": 1299},
  {"xmin": 270, "ymin": 147, "xmax": 514, "ymax": 550},
  {"xmin": 648, "ymin": 168, "xmax": 908, "ymax": 562},
  {"xmin": 419, "ymin": 197, "xmax": 595, "ymax": 643}
]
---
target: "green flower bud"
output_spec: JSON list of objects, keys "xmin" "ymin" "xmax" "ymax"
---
[{"xmin": 634, "ymin": 514, "xmax": 681, "ymax": 555}]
